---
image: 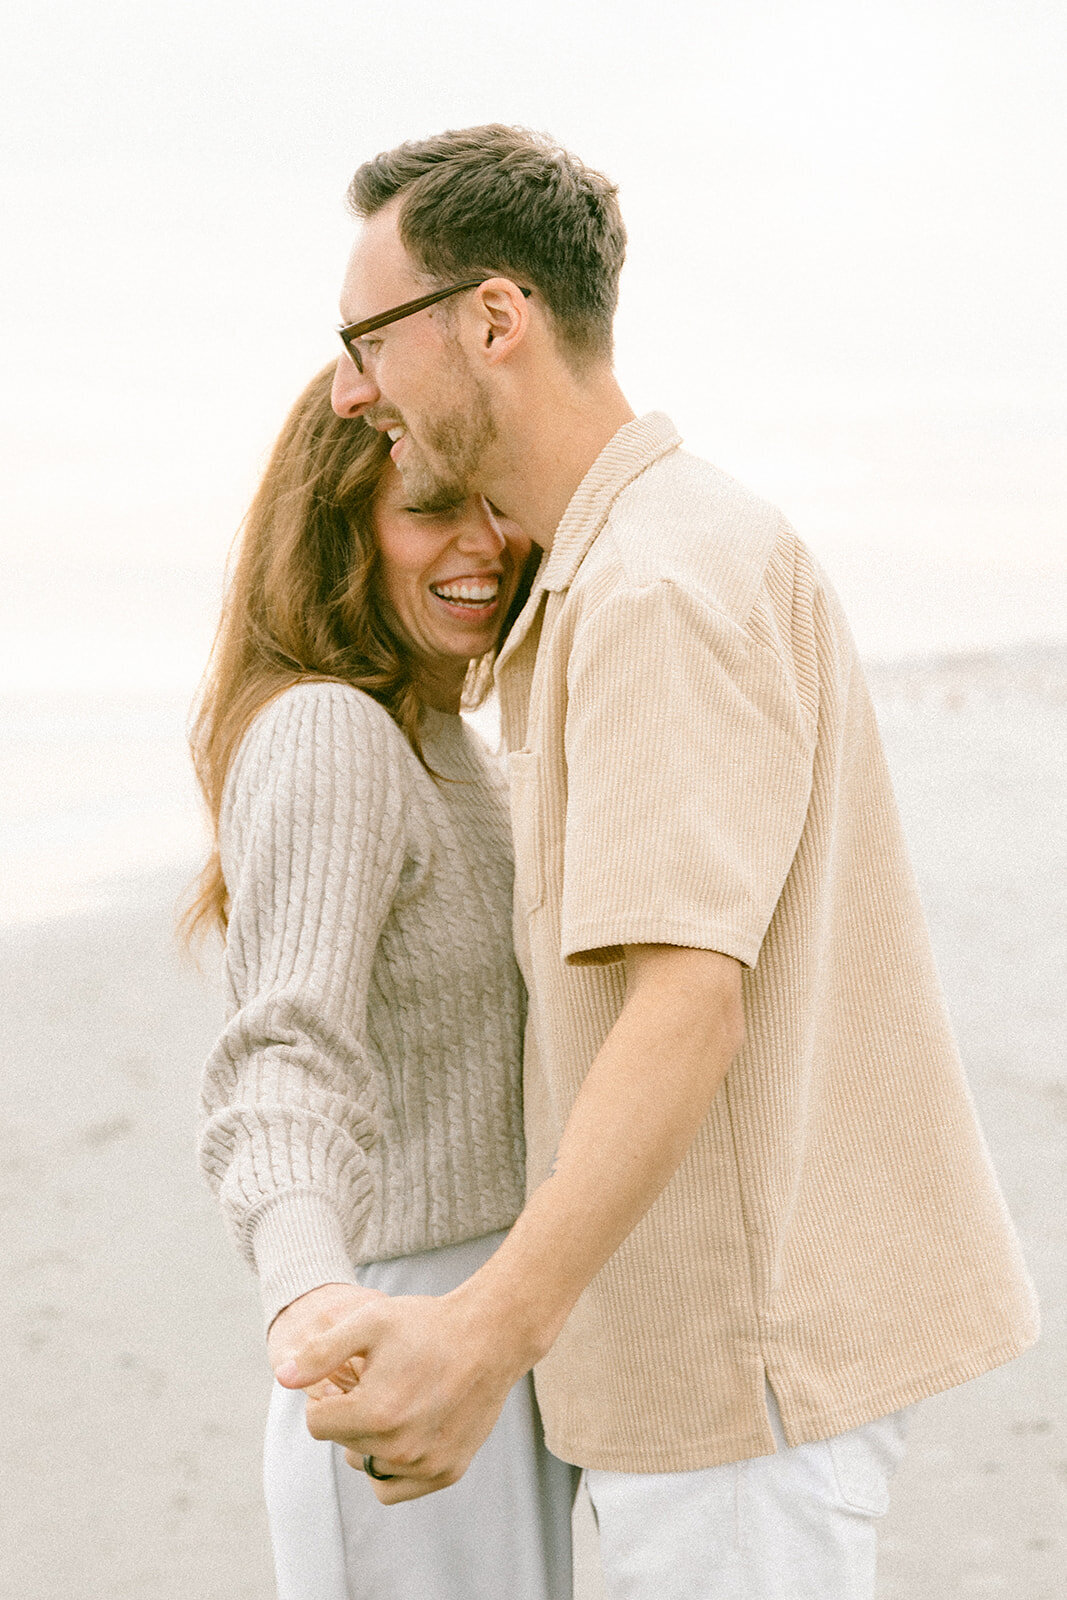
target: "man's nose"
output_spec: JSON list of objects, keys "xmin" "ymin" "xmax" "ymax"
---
[{"xmin": 331, "ymin": 354, "xmax": 379, "ymax": 418}]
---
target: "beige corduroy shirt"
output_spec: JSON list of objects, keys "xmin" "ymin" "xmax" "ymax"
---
[{"xmin": 494, "ymin": 412, "xmax": 1038, "ymax": 1474}]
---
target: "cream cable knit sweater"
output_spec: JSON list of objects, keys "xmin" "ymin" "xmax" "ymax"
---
[{"xmin": 198, "ymin": 680, "xmax": 526, "ymax": 1328}]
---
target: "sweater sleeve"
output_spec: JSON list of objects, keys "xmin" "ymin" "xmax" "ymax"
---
[{"xmin": 198, "ymin": 682, "xmax": 410, "ymax": 1328}]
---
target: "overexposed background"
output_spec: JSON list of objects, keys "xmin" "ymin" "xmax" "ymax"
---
[{"xmin": 1, "ymin": 0, "xmax": 1065, "ymax": 924}]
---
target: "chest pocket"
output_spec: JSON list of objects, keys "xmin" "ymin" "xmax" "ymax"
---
[{"xmin": 505, "ymin": 750, "xmax": 547, "ymax": 914}]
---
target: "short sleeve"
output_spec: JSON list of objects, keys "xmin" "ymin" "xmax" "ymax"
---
[{"xmin": 561, "ymin": 580, "xmax": 816, "ymax": 967}]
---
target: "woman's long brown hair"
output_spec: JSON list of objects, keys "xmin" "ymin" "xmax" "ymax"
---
[{"xmin": 183, "ymin": 363, "xmax": 510, "ymax": 945}]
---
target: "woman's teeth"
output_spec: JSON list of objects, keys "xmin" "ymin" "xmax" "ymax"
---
[{"xmin": 431, "ymin": 581, "xmax": 499, "ymax": 606}]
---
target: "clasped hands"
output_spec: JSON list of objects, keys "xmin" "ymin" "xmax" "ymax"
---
[{"xmin": 266, "ymin": 1280, "xmax": 524, "ymax": 1503}]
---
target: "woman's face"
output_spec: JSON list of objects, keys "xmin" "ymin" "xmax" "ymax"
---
[{"xmin": 372, "ymin": 461, "xmax": 533, "ymax": 706}]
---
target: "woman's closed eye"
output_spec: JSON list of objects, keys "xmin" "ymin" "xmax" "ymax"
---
[{"xmin": 404, "ymin": 501, "xmax": 465, "ymax": 521}]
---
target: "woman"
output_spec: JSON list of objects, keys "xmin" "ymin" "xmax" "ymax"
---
[{"xmin": 189, "ymin": 365, "xmax": 577, "ymax": 1599}]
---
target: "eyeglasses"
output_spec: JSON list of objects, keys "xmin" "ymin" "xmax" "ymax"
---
[{"xmin": 336, "ymin": 280, "xmax": 531, "ymax": 373}]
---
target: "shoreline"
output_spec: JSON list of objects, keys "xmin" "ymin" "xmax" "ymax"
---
[{"xmin": 4, "ymin": 639, "xmax": 1066, "ymax": 938}]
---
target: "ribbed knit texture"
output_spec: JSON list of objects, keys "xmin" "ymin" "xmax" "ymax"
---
[
  {"xmin": 495, "ymin": 412, "xmax": 1040, "ymax": 1473},
  {"xmin": 198, "ymin": 681, "xmax": 525, "ymax": 1329}
]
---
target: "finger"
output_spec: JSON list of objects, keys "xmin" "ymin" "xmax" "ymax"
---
[
  {"xmin": 368, "ymin": 1467, "xmax": 465, "ymax": 1504},
  {"xmin": 273, "ymin": 1304, "xmax": 385, "ymax": 1389},
  {"xmin": 302, "ymin": 1354, "xmax": 366, "ymax": 1400},
  {"xmin": 304, "ymin": 1376, "xmax": 350, "ymax": 1402},
  {"xmin": 304, "ymin": 1392, "xmax": 385, "ymax": 1451},
  {"xmin": 327, "ymin": 1354, "xmax": 366, "ymax": 1392},
  {"xmin": 343, "ymin": 1448, "xmax": 403, "ymax": 1477},
  {"xmin": 341, "ymin": 1446, "xmax": 469, "ymax": 1502}
]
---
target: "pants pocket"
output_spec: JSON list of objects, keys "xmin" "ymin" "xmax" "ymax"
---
[{"xmin": 825, "ymin": 1409, "xmax": 910, "ymax": 1517}]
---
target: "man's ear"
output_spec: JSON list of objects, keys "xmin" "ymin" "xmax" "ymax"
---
[{"xmin": 472, "ymin": 278, "xmax": 530, "ymax": 364}]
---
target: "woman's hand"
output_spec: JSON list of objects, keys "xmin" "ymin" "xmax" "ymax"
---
[{"xmin": 267, "ymin": 1282, "xmax": 387, "ymax": 1400}]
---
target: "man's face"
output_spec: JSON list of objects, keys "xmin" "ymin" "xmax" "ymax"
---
[{"xmin": 332, "ymin": 204, "xmax": 497, "ymax": 511}]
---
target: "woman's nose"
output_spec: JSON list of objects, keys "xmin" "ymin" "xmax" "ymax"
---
[
  {"xmin": 456, "ymin": 501, "xmax": 507, "ymax": 554},
  {"xmin": 331, "ymin": 353, "xmax": 379, "ymax": 418}
]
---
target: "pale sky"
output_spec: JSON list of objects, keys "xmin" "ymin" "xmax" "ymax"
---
[{"xmin": 2, "ymin": 0, "xmax": 1065, "ymax": 687}]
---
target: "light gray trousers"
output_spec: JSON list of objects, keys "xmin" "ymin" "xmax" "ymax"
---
[
  {"xmin": 263, "ymin": 1230, "xmax": 579, "ymax": 1600},
  {"xmin": 584, "ymin": 1384, "xmax": 910, "ymax": 1600}
]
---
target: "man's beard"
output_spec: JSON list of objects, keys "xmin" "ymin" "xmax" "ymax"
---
[{"xmin": 398, "ymin": 368, "xmax": 498, "ymax": 513}]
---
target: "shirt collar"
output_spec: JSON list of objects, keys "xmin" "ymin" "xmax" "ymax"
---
[
  {"xmin": 537, "ymin": 411, "xmax": 682, "ymax": 593},
  {"xmin": 494, "ymin": 412, "xmax": 681, "ymax": 680}
]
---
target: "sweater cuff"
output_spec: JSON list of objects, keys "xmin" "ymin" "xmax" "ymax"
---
[{"xmin": 251, "ymin": 1190, "xmax": 361, "ymax": 1333}]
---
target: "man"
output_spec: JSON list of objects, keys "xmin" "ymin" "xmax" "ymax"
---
[{"xmin": 272, "ymin": 126, "xmax": 1038, "ymax": 1597}]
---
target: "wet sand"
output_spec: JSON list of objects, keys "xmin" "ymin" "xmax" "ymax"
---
[{"xmin": 3, "ymin": 645, "xmax": 1064, "ymax": 1598}]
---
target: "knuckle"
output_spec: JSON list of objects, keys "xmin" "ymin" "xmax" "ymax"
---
[
  {"xmin": 358, "ymin": 1403, "xmax": 389, "ymax": 1434},
  {"xmin": 299, "ymin": 1334, "xmax": 325, "ymax": 1365},
  {"xmin": 305, "ymin": 1411, "xmax": 330, "ymax": 1442}
]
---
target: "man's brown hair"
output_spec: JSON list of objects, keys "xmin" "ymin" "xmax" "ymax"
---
[{"xmin": 347, "ymin": 124, "xmax": 627, "ymax": 368}]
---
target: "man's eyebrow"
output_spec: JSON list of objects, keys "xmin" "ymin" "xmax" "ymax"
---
[
  {"xmin": 337, "ymin": 295, "xmax": 367, "ymax": 327},
  {"xmin": 338, "ymin": 305, "xmax": 383, "ymax": 332}
]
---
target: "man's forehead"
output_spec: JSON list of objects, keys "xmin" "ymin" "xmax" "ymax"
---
[{"xmin": 339, "ymin": 205, "xmax": 421, "ymax": 322}]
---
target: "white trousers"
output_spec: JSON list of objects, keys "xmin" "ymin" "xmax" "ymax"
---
[
  {"xmin": 263, "ymin": 1231, "xmax": 579, "ymax": 1600},
  {"xmin": 584, "ymin": 1386, "xmax": 910, "ymax": 1600}
]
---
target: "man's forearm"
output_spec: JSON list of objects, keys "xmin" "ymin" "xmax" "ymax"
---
[
  {"xmin": 454, "ymin": 943, "xmax": 744, "ymax": 1370},
  {"xmin": 275, "ymin": 943, "xmax": 744, "ymax": 1502}
]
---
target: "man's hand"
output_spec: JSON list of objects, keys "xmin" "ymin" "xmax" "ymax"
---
[{"xmin": 273, "ymin": 1284, "xmax": 530, "ymax": 1503}]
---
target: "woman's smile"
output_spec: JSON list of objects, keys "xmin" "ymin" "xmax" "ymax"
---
[
  {"xmin": 372, "ymin": 460, "xmax": 531, "ymax": 705},
  {"xmin": 428, "ymin": 574, "xmax": 502, "ymax": 613}
]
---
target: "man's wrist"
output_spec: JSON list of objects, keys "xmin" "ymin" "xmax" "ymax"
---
[{"xmin": 449, "ymin": 1247, "xmax": 570, "ymax": 1375}]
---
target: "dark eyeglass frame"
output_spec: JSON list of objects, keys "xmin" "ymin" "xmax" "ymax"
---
[{"xmin": 336, "ymin": 279, "xmax": 532, "ymax": 373}]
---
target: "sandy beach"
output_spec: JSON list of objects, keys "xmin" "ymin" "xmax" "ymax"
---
[{"xmin": 3, "ymin": 644, "xmax": 1064, "ymax": 1600}]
